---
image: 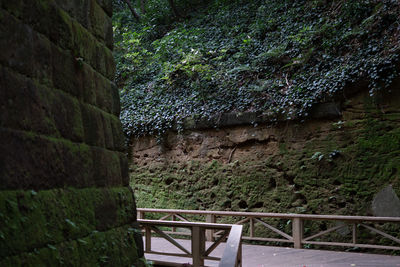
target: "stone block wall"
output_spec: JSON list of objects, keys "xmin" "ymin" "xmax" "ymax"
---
[{"xmin": 0, "ymin": 0, "xmax": 143, "ymax": 265}]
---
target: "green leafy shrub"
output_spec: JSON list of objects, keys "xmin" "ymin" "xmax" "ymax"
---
[{"xmin": 113, "ymin": 0, "xmax": 400, "ymax": 137}]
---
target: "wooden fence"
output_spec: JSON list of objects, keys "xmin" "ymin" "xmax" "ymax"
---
[{"xmin": 138, "ymin": 208, "xmax": 400, "ymax": 251}]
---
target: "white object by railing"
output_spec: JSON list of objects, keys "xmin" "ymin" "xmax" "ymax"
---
[{"xmin": 138, "ymin": 219, "xmax": 243, "ymax": 267}]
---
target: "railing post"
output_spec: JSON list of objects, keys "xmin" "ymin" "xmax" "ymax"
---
[
  {"xmin": 192, "ymin": 226, "xmax": 205, "ymax": 267},
  {"xmin": 137, "ymin": 210, "xmax": 144, "ymax": 220},
  {"xmin": 237, "ymin": 241, "xmax": 242, "ymax": 267},
  {"xmin": 292, "ymin": 217, "xmax": 303, "ymax": 249},
  {"xmin": 145, "ymin": 226, "xmax": 151, "ymax": 252},
  {"xmin": 352, "ymin": 223, "xmax": 357, "ymax": 244},
  {"xmin": 172, "ymin": 214, "xmax": 176, "ymax": 233},
  {"xmin": 206, "ymin": 214, "xmax": 216, "ymax": 241},
  {"xmin": 250, "ymin": 217, "xmax": 254, "ymax": 238}
]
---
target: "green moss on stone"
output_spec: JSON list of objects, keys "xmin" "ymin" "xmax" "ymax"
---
[
  {"xmin": 0, "ymin": 187, "xmax": 137, "ymax": 259},
  {"xmin": 131, "ymin": 106, "xmax": 400, "ymax": 217},
  {"xmin": 0, "ymin": 225, "xmax": 143, "ymax": 266},
  {"xmin": 130, "ymin": 113, "xmax": 400, "ymax": 247}
]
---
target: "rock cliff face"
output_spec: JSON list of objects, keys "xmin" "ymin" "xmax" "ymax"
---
[
  {"xmin": 0, "ymin": 0, "xmax": 143, "ymax": 265},
  {"xmin": 130, "ymin": 80, "xmax": 400, "ymax": 218}
]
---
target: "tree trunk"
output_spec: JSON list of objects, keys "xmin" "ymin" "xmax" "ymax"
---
[
  {"xmin": 123, "ymin": 0, "xmax": 141, "ymax": 21},
  {"xmin": 140, "ymin": 0, "xmax": 146, "ymax": 14},
  {"xmin": 168, "ymin": 0, "xmax": 181, "ymax": 18}
]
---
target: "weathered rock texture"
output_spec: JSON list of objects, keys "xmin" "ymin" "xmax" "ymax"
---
[
  {"xmin": 0, "ymin": 0, "xmax": 143, "ymax": 265},
  {"xmin": 131, "ymin": 80, "xmax": 400, "ymax": 217},
  {"xmin": 130, "ymin": 80, "xmax": 400, "ymax": 248}
]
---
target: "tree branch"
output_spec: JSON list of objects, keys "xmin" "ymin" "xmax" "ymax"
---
[{"xmin": 123, "ymin": 0, "xmax": 141, "ymax": 21}]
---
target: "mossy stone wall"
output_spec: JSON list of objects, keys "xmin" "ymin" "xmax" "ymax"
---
[
  {"xmin": 130, "ymin": 81, "xmax": 400, "ymax": 249},
  {"xmin": 0, "ymin": 0, "xmax": 143, "ymax": 265},
  {"xmin": 131, "ymin": 81, "xmax": 400, "ymax": 217}
]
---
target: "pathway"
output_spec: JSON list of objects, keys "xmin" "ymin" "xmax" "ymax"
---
[{"xmin": 144, "ymin": 237, "xmax": 400, "ymax": 267}]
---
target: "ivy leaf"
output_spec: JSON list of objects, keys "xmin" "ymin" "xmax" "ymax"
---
[
  {"xmin": 47, "ymin": 244, "xmax": 57, "ymax": 250},
  {"xmin": 65, "ymin": 219, "xmax": 77, "ymax": 228}
]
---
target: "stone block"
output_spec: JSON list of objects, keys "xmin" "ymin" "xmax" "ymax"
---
[
  {"xmin": 32, "ymin": 32, "xmax": 53, "ymax": 87},
  {"xmin": 103, "ymin": 44, "xmax": 116, "ymax": 79},
  {"xmin": 49, "ymin": 90, "xmax": 85, "ymax": 142},
  {"xmin": 75, "ymin": 228, "xmax": 132, "ymax": 266},
  {"xmin": 372, "ymin": 185, "xmax": 400, "ymax": 217},
  {"xmin": 101, "ymin": 112, "xmax": 115, "ymax": 150},
  {"xmin": 54, "ymin": 0, "xmax": 90, "ymax": 29},
  {"xmin": 0, "ymin": 9, "xmax": 71, "ymax": 88},
  {"xmin": 70, "ymin": 18, "xmax": 114, "ymax": 79},
  {"xmin": 119, "ymin": 154, "xmax": 130, "ymax": 185},
  {"xmin": 89, "ymin": 0, "xmax": 113, "ymax": 49},
  {"xmin": 219, "ymin": 112, "xmax": 259, "ymax": 127},
  {"xmin": 111, "ymin": 82, "xmax": 121, "ymax": 116},
  {"xmin": 310, "ymin": 102, "xmax": 342, "ymax": 119},
  {"xmin": 91, "ymin": 147, "xmax": 123, "ymax": 186},
  {"xmin": 61, "ymin": 139, "xmax": 94, "ymax": 187},
  {"xmin": 0, "ymin": 66, "xmax": 58, "ymax": 136},
  {"xmin": 47, "ymin": 6, "xmax": 74, "ymax": 50},
  {"xmin": 49, "ymin": 46, "xmax": 115, "ymax": 117},
  {"xmin": 96, "ymin": 0, "xmax": 112, "ymax": 17},
  {"xmin": 54, "ymin": 0, "xmax": 113, "ymax": 49},
  {"xmin": 0, "ymin": 191, "xmax": 28, "ymax": 256},
  {"xmin": 0, "ymin": 129, "xmax": 97, "ymax": 190},
  {"xmin": 14, "ymin": 0, "xmax": 75, "ymax": 51},
  {"xmin": 0, "ymin": 65, "xmax": 87, "ymax": 142},
  {"xmin": 110, "ymin": 116, "xmax": 126, "ymax": 152},
  {"xmin": 78, "ymin": 225, "xmax": 143, "ymax": 266},
  {"xmin": 2, "ymin": 0, "xmax": 99, "ymax": 80},
  {"xmin": 81, "ymin": 63, "xmax": 97, "ymax": 106},
  {"xmin": 105, "ymin": 17, "xmax": 114, "ymax": 49},
  {"xmin": 2, "ymin": 0, "xmax": 114, "ymax": 73},
  {"xmin": 0, "ymin": 10, "xmax": 34, "ymax": 78},
  {"xmin": 81, "ymin": 64, "xmax": 119, "ymax": 115},
  {"xmin": 94, "ymin": 41, "xmax": 115, "ymax": 80},
  {"xmin": 71, "ymin": 19, "xmax": 97, "ymax": 69},
  {"xmin": 51, "ymin": 44, "xmax": 83, "ymax": 99},
  {"xmin": 80, "ymin": 103, "xmax": 106, "ymax": 148},
  {"xmin": 80, "ymin": 104, "xmax": 124, "ymax": 150},
  {"xmin": 94, "ymin": 72, "xmax": 113, "ymax": 113}
]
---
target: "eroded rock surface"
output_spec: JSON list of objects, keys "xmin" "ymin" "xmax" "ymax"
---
[{"xmin": 130, "ymin": 83, "xmax": 400, "ymax": 217}]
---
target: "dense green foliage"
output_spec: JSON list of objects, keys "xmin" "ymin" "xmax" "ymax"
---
[{"xmin": 113, "ymin": 0, "xmax": 400, "ymax": 137}]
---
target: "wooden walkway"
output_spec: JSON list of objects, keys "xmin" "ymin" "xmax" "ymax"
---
[{"xmin": 145, "ymin": 237, "xmax": 400, "ymax": 267}]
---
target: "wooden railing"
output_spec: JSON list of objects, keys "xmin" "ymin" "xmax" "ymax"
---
[
  {"xmin": 138, "ymin": 208, "xmax": 400, "ymax": 251},
  {"xmin": 139, "ymin": 219, "xmax": 243, "ymax": 267}
]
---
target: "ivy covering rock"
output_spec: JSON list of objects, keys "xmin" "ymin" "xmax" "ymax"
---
[{"xmin": 113, "ymin": 0, "xmax": 400, "ymax": 137}]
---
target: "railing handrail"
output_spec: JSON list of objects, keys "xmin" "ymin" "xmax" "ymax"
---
[
  {"xmin": 219, "ymin": 225, "xmax": 243, "ymax": 267},
  {"xmin": 139, "ymin": 219, "xmax": 233, "ymax": 229},
  {"xmin": 138, "ymin": 207, "xmax": 400, "ymax": 251},
  {"xmin": 137, "ymin": 208, "xmax": 400, "ymax": 222}
]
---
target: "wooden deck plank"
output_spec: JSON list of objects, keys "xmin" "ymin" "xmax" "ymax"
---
[{"xmin": 144, "ymin": 237, "xmax": 400, "ymax": 267}]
